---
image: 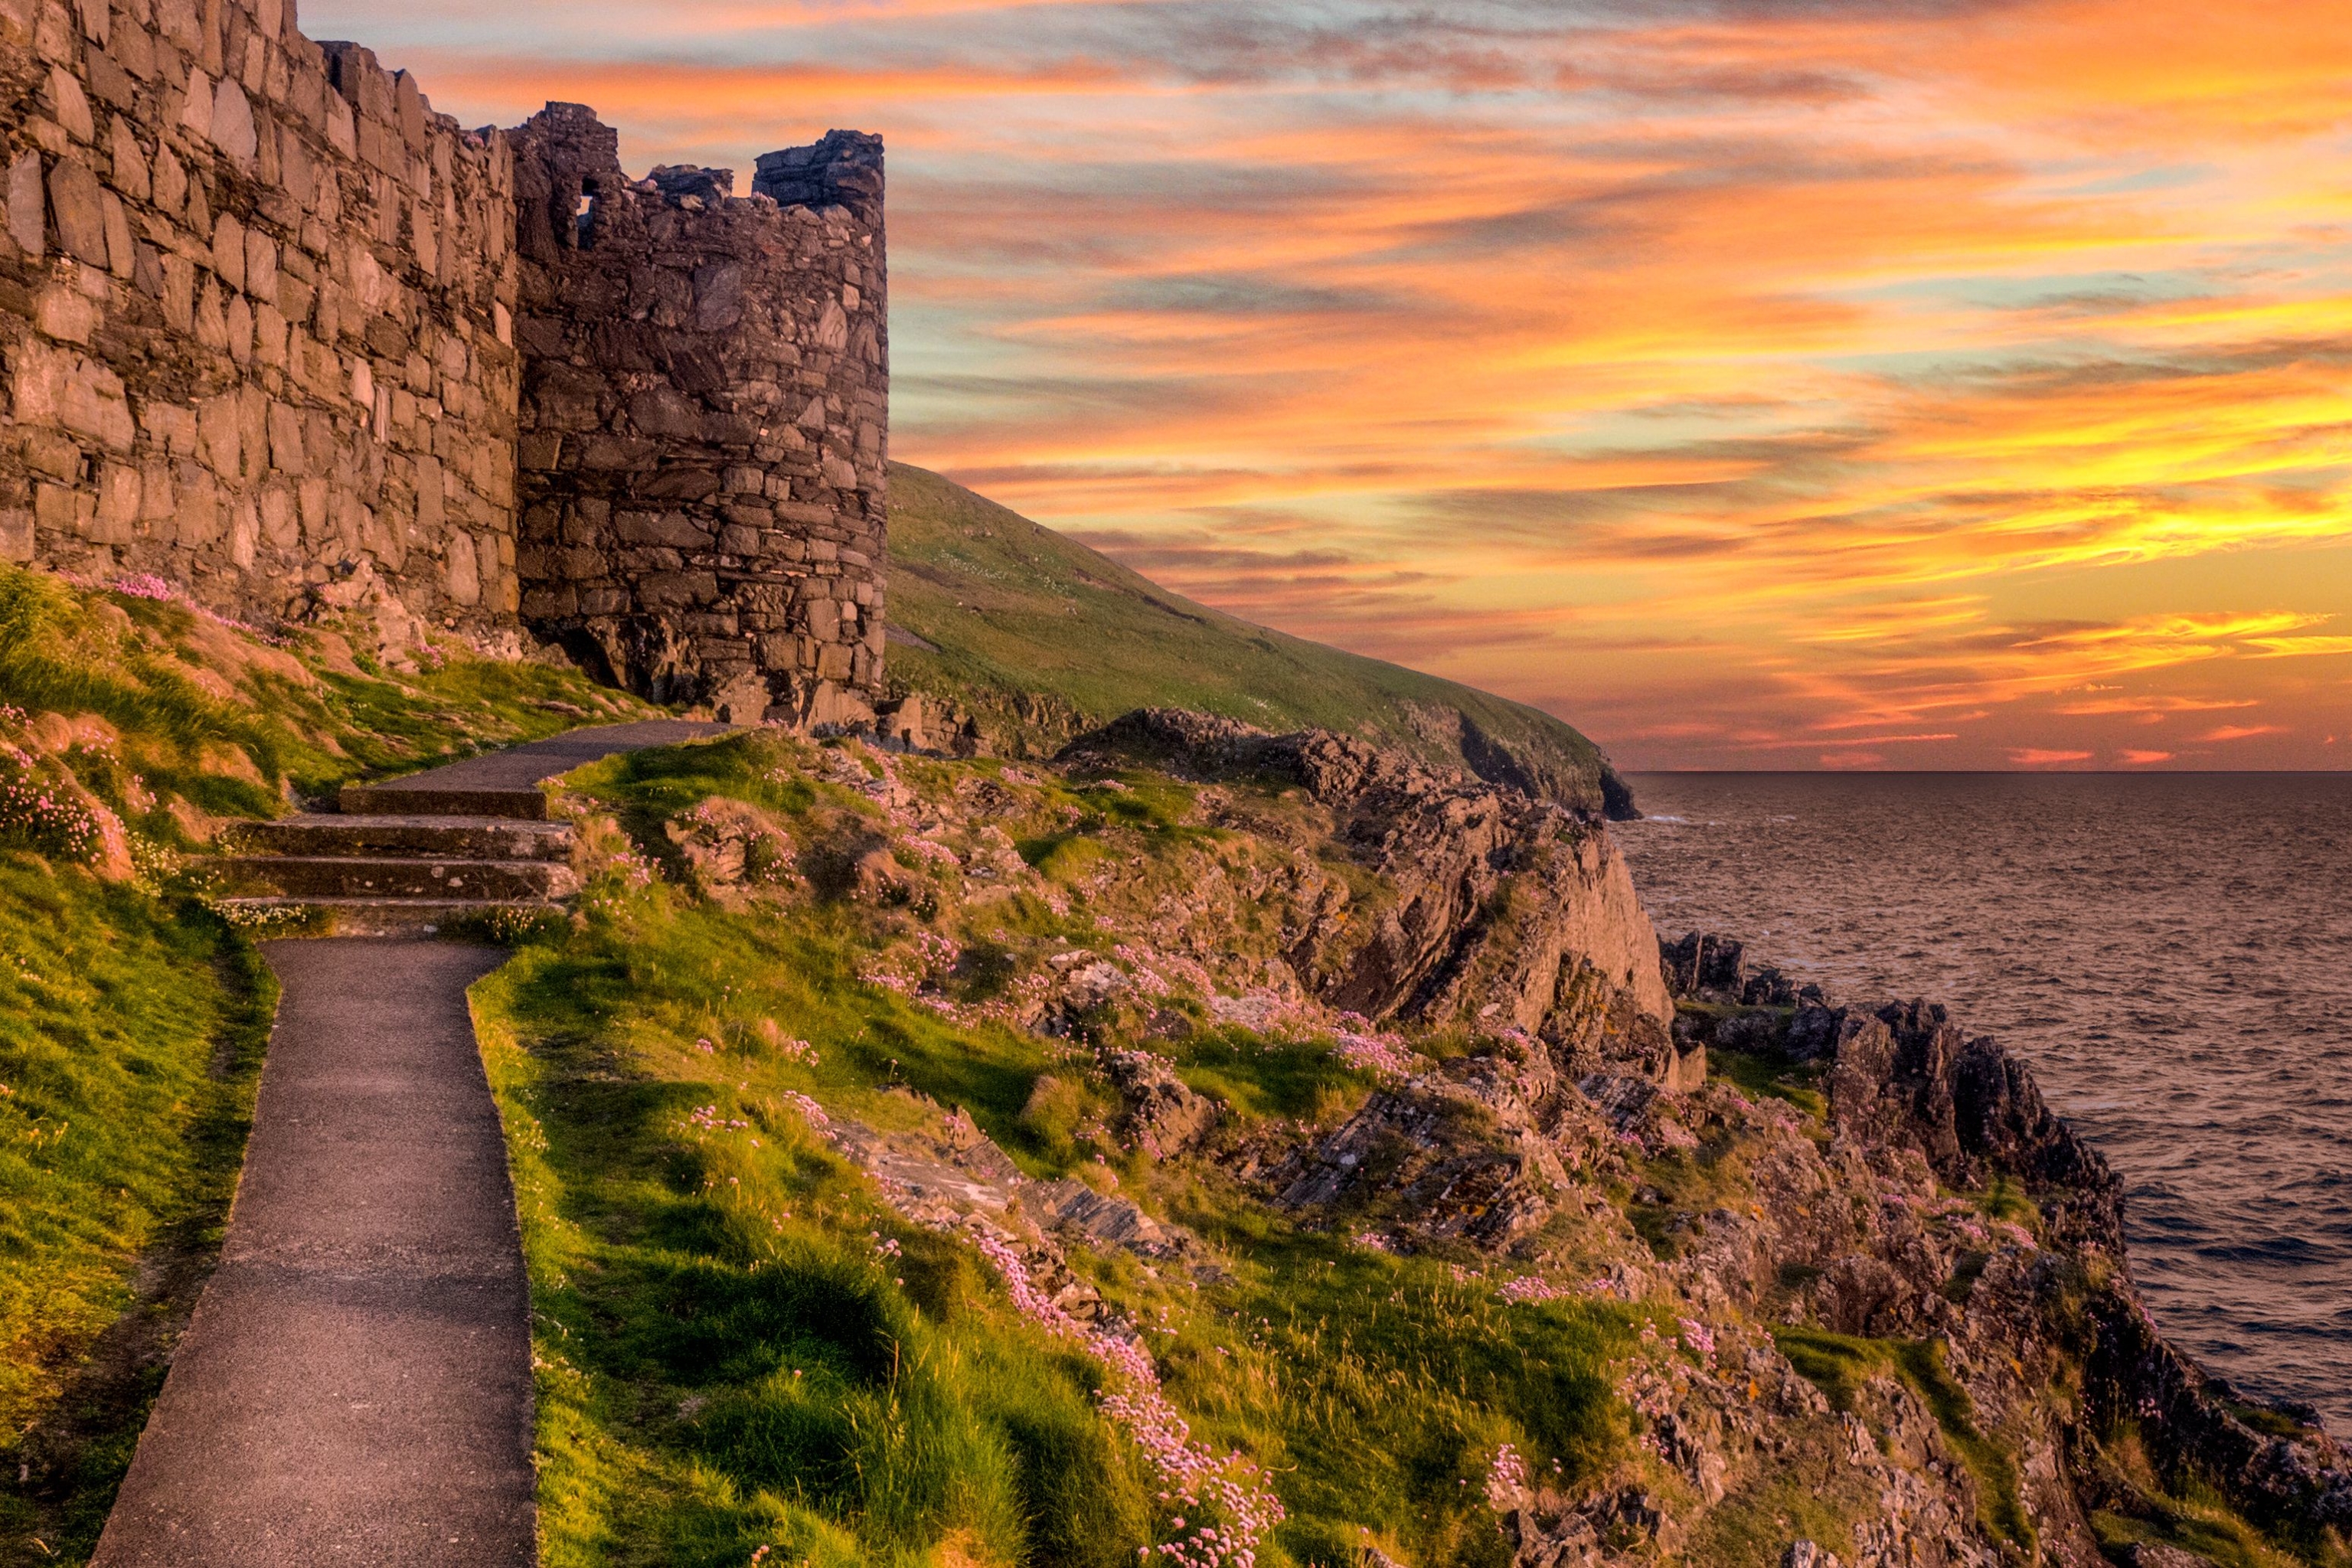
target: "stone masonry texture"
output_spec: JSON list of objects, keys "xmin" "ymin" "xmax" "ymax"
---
[
  {"xmin": 0, "ymin": 0, "xmax": 885, "ymax": 717},
  {"xmin": 510, "ymin": 106, "xmax": 887, "ymax": 724}
]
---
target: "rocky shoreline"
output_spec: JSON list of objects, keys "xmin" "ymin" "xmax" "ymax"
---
[
  {"xmin": 1648, "ymin": 936, "xmax": 2350, "ymax": 1565},
  {"xmin": 1040, "ymin": 714, "xmax": 2350, "ymax": 1563},
  {"xmin": 567, "ymin": 709, "xmax": 2348, "ymax": 1564}
]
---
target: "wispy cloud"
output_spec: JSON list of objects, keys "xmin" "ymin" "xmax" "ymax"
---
[{"xmin": 305, "ymin": 0, "xmax": 2352, "ymax": 768}]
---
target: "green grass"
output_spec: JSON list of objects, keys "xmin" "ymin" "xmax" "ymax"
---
[
  {"xmin": 885, "ymin": 464, "xmax": 1632, "ymax": 816},
  {"xmin": 0, "ymin": 560, "xmax": 660, "ymax": 1563},
  {"xmin": 469, "ymin": 734, "xmax": 1639, "ymax": 1566},
  {"xmin": 0, "ymin": 561, "xmax": 653, "ymax": 835},
  {"xmin": 472, "ymin": 910, "xmax": 1158, "ymax": 1566},
  {"xmin": 1168, "ymin": 1030, "xmax": 1375, "ymax": 1125},
  {"xmin": 1148, "ymin": 1204, "xmax": 1632, "ymax": 1568},
  {"xmin": 0, "ymin": 868, "xmax": 274, "ymax": 1564},
  {"xmin": 1769, "ymin": 1328, "xmax": 2032, "ymax": 1552}
]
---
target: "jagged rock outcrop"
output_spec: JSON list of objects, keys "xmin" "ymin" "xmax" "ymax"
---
[
  {"xmin": 1060, "ymin": 710, "xmax": 1671, "ymax": 1050},
  {"xmin": 1631, "ymin": 936, "xmax": 2351, "ymax": 1562},
  {"xmin": 1263, "ymin": 1028, "xmax": 1615, "ymax": 1246},
  {"xmin": 1099, "ymin": 1046, "xmax": 1220, "ymax": 1160},
  {"xmin": 1240, "ymin": 924, "xmax": 2349, "ymax": 1563}
]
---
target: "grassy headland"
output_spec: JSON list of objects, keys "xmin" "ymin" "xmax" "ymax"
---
[
  {"xmin": 884, "ymin": 464, "xmax": 1635, "ymax": 817},
  {"xmin": 470, "ymin": 730, "xmax": 1638, "ymax": 1567}
]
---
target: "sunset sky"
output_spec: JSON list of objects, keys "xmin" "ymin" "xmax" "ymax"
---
[{"xmin": 310, "ymin": 0, "xmax": 2352, "ymax": 769}]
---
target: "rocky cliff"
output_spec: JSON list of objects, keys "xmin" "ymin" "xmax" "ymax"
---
[{"xmin": 507, "ymin": 706, "xmax": 2347, "ymax": 1566}]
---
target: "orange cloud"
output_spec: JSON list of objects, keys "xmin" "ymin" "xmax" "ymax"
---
[
  {"xmin": 2199, "ymin": 724, "xmax": 2287, "ymax": 742},
  {"xmin": 2118, "ymin": 749, "xmax": 2174, "ymax": 764},
  {"xmin": 322, "ymin": 0, "xmax": 2352, "ymax": 768}
]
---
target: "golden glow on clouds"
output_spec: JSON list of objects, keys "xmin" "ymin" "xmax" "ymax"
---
[{"xmin": 311, "ymin": 0, "xmax": 2352, "ymax": 768}]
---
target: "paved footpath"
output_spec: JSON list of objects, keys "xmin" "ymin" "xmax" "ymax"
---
[
  {"xmin": 365, "ymin": 718, "xmax": 729, "ymax": 795},
  {"xmin": 93, "ymin": 939, "xmax": 534, "ymax": 1565},
  {"xmin": 93, "ymin": 720, "xmax": 730, "ymax": 1563}
]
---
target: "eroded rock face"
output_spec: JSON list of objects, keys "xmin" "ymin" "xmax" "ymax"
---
[
  {"xmin": 1265, "ymin": 1029, "xmax": 1618, "ymax": 1248},
  {"xmin": 1099, "ymin": 1047, "xmax": 1219, "ymax": 1161},
  {"xmin": 1628, "ymin": 952, "xmax": 2350, "ymax": 1561},
  {"xmin": 1060, "ymin": 710, "xmax": 1672, "ymax": 1050},
  {"xmin": 1251, "ymin": 936, "xmax": 2348, "ymax": 1561}
]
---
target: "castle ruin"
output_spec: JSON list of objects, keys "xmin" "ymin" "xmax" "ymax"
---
[{"xmin": 0, "ymin": 0, "xmax": 888, "ymax": 726}]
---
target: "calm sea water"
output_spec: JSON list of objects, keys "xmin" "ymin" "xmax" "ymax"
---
[{"xmin": 1616, "ymin": 773, "xmax": 2352, "ymax": 1430}]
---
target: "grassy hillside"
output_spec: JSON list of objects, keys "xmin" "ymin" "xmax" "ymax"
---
[
  {"xmin": 0, "ymin": 564, "xmax": 648, "ymax": 1562},
  {"xmin": 472, "ymin": 730, "xmax": 1638, "ymax": 1566},
  {"xmin": 884, "ymin": 465, "xmax": 1637, "ymax": 818}
]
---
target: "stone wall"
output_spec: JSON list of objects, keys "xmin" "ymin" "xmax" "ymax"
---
[
  {"xmin": 1, "ymin": 11, "xmax": 888, "ymax": 714},
  {"xmin": 509, "ymin": 104, "xmax": 888, "ymax": 726},
  {"xmin": 0, "ymin": 0, "xmax": 524, "ymax": 645}
]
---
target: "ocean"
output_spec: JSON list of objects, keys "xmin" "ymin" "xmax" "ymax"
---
[{"xmin": 1615, "ymin": 772, "xmax": 2352, "ymax": 1430}]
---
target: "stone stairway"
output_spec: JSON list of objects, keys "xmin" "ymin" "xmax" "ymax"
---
[
  {"xmin": 213, "ymin": 786, "xmax": 578, "ymax": 936},
  {"xmin": 210, "ymin": 719, "xmax": 727, "ymax": 936}
]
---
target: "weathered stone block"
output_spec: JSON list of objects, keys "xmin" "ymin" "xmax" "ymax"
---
[
  {"xmin": 626, "ymin": 385, "xmax": 701, "ymax": 439},
  {"xmin": 519, "ymin": 584, "xmax": 576, "ymax": 618},
  {"xmin": 21, "ymin": 430, "xmax": 82, "ymax": 482},
  {"xmin": 638, "ymin": 570, "xmax": 719, "ymax": 609},
  {"xmin": 260, "ymin": 482, "xmax": 299, "ymax": 549},
  {"xmin": 15, "ymin": 340, "xmax": 137, "ymax": 450},
  {"xmin": 211, "ymin": 77, "xmax": 259, "ymax": 164},
  {"xmin": 615, "ymin": 510, "xmax": 708, "ymax": 549},
  {"xmin": 175, "ymin": 464, "xmax": 221, "ymax": 544},
  {"xmin": 578, "ymin": 434, "xmax": 658, "ymax": 470},
  {"xmin": 246, "ymin": 229, "xmax": 278, "ymax": 301},
  {"xmin": 445, "ymin": 528, "xmax": 481, "ymax": 604},
  {"xmin": 93, "ymin": 462, "xmax": 139, "ymax": 542},
  {"xmin": 0, "ymin": 511, "xmax": 34, "ymax": 564},
  {"xmin": 46, "ymin": 155, "xmax": 108, "ymax": 265},
  {"xmin": 6, "ymin": 152, "xmax": 46, "ymax": 259},
  {"xmin": 34, "ymin": 281, "xmax": 96, "ymax": 343},
  {"xmin": 34, "ymin": 484, "xmax": 87, "ymax": 537},
  {"xmin": 47, "ymin": 65, "xmax": 94, "ymax": 142}
]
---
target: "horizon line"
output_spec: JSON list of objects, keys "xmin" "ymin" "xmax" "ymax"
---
[{"xmin": 1617, "ymin": 767, "xmax": 2350, "ymax": 777}]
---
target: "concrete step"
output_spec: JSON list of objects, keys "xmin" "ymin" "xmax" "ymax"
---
[
  {"xmin": 227, "ymin": 815, "xmax": 574, "ymax": 862},
  {"xmin": 338, "ymin": 782, "xmax": 550, "ymax": 821},
  {"xmin": 208, "ymin": 898, "xmax": 566, "ymax": 940},
  {"xmin": 214, "ymin": 856, "xmax": 580, "ymax": 900}
]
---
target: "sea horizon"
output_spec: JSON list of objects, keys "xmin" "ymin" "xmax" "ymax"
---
[{"xmin": 1617, "ymin": 770, "xmax": 2352, "ymax": 1429}]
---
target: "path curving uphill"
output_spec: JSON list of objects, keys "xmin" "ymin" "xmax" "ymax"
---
[{"xmin": 95, "ymin": 721, "xmax": 727, "ymax": 1565}]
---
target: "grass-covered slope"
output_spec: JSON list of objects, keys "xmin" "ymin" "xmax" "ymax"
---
[
  {"xmin": 472, "ymin": 731, "xmax": 1639, "ymax": 1568},
  {"xmin": 884, "ymin": 464, "xmax": 1635, "ymax": 817},
  {"xmin": 0, "ymin": 564, "xmax": 651, "ymax": 1562},
  {"xmin": 472, "ymin": 730, "xmax": 2344, "ymax": 1568}
]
